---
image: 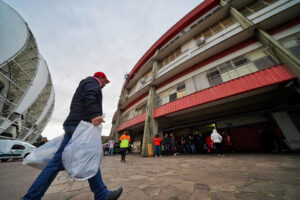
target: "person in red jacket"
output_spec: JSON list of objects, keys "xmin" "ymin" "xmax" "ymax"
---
[
  {"xmin": 205, "ymin": 135, "xmax": 214, "ymax": 153},
  {"xmin": 153, "ymin": 134, "xmax": 162, "ymax": 157}
]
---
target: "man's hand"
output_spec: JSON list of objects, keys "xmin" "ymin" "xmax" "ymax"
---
[{"xmin": 91, "ymin": 116, "xmax": 105, "ymax": 125}]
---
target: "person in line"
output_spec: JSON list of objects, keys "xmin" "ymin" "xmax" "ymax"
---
[
  {"xmin": 153, "ymin": 134, "xmax": 162, "ymax": 157},
  {"xmin": 119, "ymin": 131, "xmax": 130, "ymax": 162},
  {"xmin": 180, "ymin": 136, "xmax": 185, "ymax": 153},
  {"xmin": 162, "ymin": 133, "xmax": 171, "ymax": 155},
  {"xmin": 170, "ymin": 133, "xmax": 177, "ymax": 156},
  {"xmin": 196, "ymin": 132, "xmax": 205, "ymax": 153},
  {"xmin": 108, "ymin": 139, "xmax": 115, "ymax": 156},
  {"xmin": 23, "ymin": 72, "xmax": 122, "ymax": 200},
  {"xmin": 205, "ymin": 135, "xmax": 214, "ymax": 153},
  {"xmin": 184, "ymin": 134, "xmax": 190, "ymax": 153},
  {"xmin": 211, "ymin": 128, "xmax": 223, "ymax": 157},
  {"xmin": 188, "ymin": 135, "xmax": 196, "ymax": 154}
]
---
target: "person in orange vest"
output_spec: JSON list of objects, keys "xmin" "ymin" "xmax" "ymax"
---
[
  {"xmin": 153, "ymin": 134, "xmax": 162, "ymax": 157},
  {"xmin": 119, "ymin": 131, "xmax": 130, "ymax": 162}
]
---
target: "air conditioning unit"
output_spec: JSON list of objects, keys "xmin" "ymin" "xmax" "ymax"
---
[
  {"xmin": 140, "ymin": 77, "xmax": 146, "ymax": 84},
  {"xmin": 196, "ymin": 37, "xmax": 205, "ymax": 46}
]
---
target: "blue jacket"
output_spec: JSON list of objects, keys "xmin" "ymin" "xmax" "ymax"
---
[{"xmin": 63, "ymin": 77, "xmax": 103, "ymax": 126}]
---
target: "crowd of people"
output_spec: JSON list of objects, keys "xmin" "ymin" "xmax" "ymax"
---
[{"xmin": 153, "ymin": 128, "xmax": 228, "ymax": 157}]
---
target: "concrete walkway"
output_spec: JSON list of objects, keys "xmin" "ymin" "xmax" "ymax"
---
[{"xmin": 42, "ymin": 154, "xmax": 300, "ymax": 200}]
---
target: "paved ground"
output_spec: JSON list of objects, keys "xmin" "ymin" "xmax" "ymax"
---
[{"xmin": 1, "ymin": 153, "xmax": 300, "ymax": 200}]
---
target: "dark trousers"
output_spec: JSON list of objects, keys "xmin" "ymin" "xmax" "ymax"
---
[
  {"xmin": 215, "ymin": 143, "xmax": 224, "ymax": 155},
  {"xmin": 24, "ymin": 125, "xmax": 109, "ymax": 200},
  {"xmin": 120, "ymin": 148, "xmax": 127, "ymax": 161}
]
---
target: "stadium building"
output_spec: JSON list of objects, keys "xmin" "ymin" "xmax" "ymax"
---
[
  {"xmin": 0, "ymin": 1, "xmax": 54, "ymax": 143},
  {"xmin": 111, "ymin": 0, "xmax": 300, "ymax": 156}
]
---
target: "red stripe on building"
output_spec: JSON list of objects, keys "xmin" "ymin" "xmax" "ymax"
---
[
  {"xmin": 122, "ymin": 0, "xmax": 220, "ymax": 90},
  {"xmin": 153, "ymin": 65, "xmax": 296, "ymax": 118},
  {"xmin": 118, "ymin": 113, "xmax": 146, "ymax": 132},
  {"xmin": 118, "ymin": 65, "xmax": 295, "ymax": 131}
]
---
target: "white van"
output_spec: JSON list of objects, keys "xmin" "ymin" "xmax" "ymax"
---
[{"xmin": 0, "ymin": 140, "xmax": 36, "ymax": 162}]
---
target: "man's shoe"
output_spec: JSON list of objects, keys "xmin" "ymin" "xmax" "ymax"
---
[{"xmin": 107, "ymin": 187, "xmax": 123, "ymax": 200}]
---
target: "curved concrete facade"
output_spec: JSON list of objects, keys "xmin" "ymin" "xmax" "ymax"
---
[
  {"xmin": 111, "ymin": 0, "xmax": 300, "ymax": 155},
  {"xmin": 0, "ymin": 0, "xmax": 55, "ymax": 143}
]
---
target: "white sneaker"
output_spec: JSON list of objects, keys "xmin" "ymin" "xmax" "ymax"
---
[
  {"xmin": 155, "ymin": 155, "xmax": 158, "ymax": 157},
  {"xmin": 159, "ymin": 155, "xmax": 162, "ymax": 157},
  {"xmin": 174, "ymin": 153, "xmax": 177, "ymax": 156}
]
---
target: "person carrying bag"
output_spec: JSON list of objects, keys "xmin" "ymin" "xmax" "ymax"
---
[{"xmin": 23, "ymin": 72, "xmax": 122, "ymax": 200}]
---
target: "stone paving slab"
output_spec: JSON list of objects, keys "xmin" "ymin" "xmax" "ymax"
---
[{"xmin": 40, "ymin": 154, "xmax": 300, "ymax": 200}]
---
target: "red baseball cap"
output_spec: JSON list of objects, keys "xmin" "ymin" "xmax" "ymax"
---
[{"xmin": 93, "ymin": 72, "xmax": 110, "ymax": 83}]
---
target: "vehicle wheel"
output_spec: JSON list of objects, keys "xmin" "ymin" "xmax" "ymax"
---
[{"xmin": 1, "ymin": 159, "xmax": 9, "ymax": 162}]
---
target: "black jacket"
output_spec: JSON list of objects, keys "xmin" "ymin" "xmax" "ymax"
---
[{"xmin": 63, "ymin": 77, "xmax": 103, "ymax": 126}]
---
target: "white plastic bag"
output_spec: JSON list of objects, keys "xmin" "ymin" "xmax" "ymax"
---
[
  {"xmin": 62, "ymin": 121, "xmax": 103, "ymax": 181},
  {"xmin": 23, "ymin": 135, "xmax": 64, "ymax": 169}
]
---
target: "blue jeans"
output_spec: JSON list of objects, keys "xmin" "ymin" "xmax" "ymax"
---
[
  {"xmin": 108, "ymin": 148, "xmax": 114, "ymax": 155},
  {"xmin": 154, "ymin": 145, "xmax": 161, "ymax": 156},
  {"xmin": 24, "ymin": 125, "xmax": 110, "ymax": 200},
  {"xmin": 190, "ymin": 144, "xmax": 195, "ymax": 154}
]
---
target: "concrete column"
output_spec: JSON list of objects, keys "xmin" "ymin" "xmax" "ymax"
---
[
  {"xmin": 229, "ymin": 7, "xmax": 253, "ymax": 29},
  {"xmin": 272, "ymin": 111, "xmax": 300, "ymax": 150},
  {"xmin": 141, "ymin": 53, "xmax": 159, "ymax": 156},
  {"xmin": 141, "ymin": 86, "xmax": 158, "ymax": 156},
  {"xmin": 119, "ymin": 88, "xmax": 130, "ymax": 106},
  {"xmin": 255, "ymin": 29, "xmax": 300, "ymax": 81}
]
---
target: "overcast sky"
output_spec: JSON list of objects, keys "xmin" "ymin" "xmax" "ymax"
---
[{"xmin": 4, "ymin": 0, "xmax": 202, "ymax": 139}]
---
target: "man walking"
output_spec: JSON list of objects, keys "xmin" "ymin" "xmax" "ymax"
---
[
  {"xmin": 23, "ymin": 72, "xmax": 122, "ymax": 200},
  {"xmin": 119, "ymin": 131, "xmax": 130, "ymax": 162}
]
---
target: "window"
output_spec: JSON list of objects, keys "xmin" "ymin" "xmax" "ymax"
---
[
  {"xmin": 11, "ymin": 144, "xmax": 25, "ymax": 150},
  {"xmin": 239, "ymin": 0, "xmax": 279, "ymax": 17},
  {"xmin": 170, "ymin": 52, "xmax": 176, "ymax": 61},
  {"xmin": 206, "ymin": 47, "xmax": 278, "ymax": 87},
  {"xmin": 177, "ymin": 82, "xmax": 185, "ymax": 92},
  {"xmin": 155, "ymin": 98, "xmax": 162, "ymax": 107},
  {"xmin": 247, "ymin": 1, "xmax": 267, "ymax": 12},
  {"xmin": 281, "ymin": 35, "xmax": 300, "ymax": 59},
  {"xmin": 211, "ymin": 23, "xmax": 223, "ymax": 34},
  {"xmin": 232, "ymin": 56, "xmax": 249, "ymax": 67},
  {"xmin": 248, "ymin": 48, "xmax": 278, "ymax": 70},
  {"xmin": 135, "ymin": 103, "xmax": 146, "ymax": 114},
  {"xmin": 220, "ymin": 17, "xmax": 235, "ymax": 28},
  {"xmin": 159, "ymin": 47, "xmax": 182, "ymax": 68},
  {"xmin": 194, "ymin": 16, "xmax": 235, "ymax": 41},
  {"xmin": 169, "ymin": 93, "xmax": 177, "ymax": 102},
  {"xmin": 177, "ymin": 90, "xmax": 186, "ymax": 99},
  {"xmin": 207, "ymin": 68, "xmax": 223, "ymax": 86},
  {"xmin": 253, "ymin": 55, "xmax": 277, "ymax": 70},
  {"xmin": 219, "ymin": 62, "xmax": 234, "ymax": 73},
  {"xmin": 202, "ymin": 28, "xmax": 213, "ymax": 38}
]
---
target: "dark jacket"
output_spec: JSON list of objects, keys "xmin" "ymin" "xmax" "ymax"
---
[
  {"xmin": 162, "ymin": 137, "xmax": 171, "ymax": 145},
  {"xmin": 63, "ymin": 77, "xmax": 103, "ymax": 126}
]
